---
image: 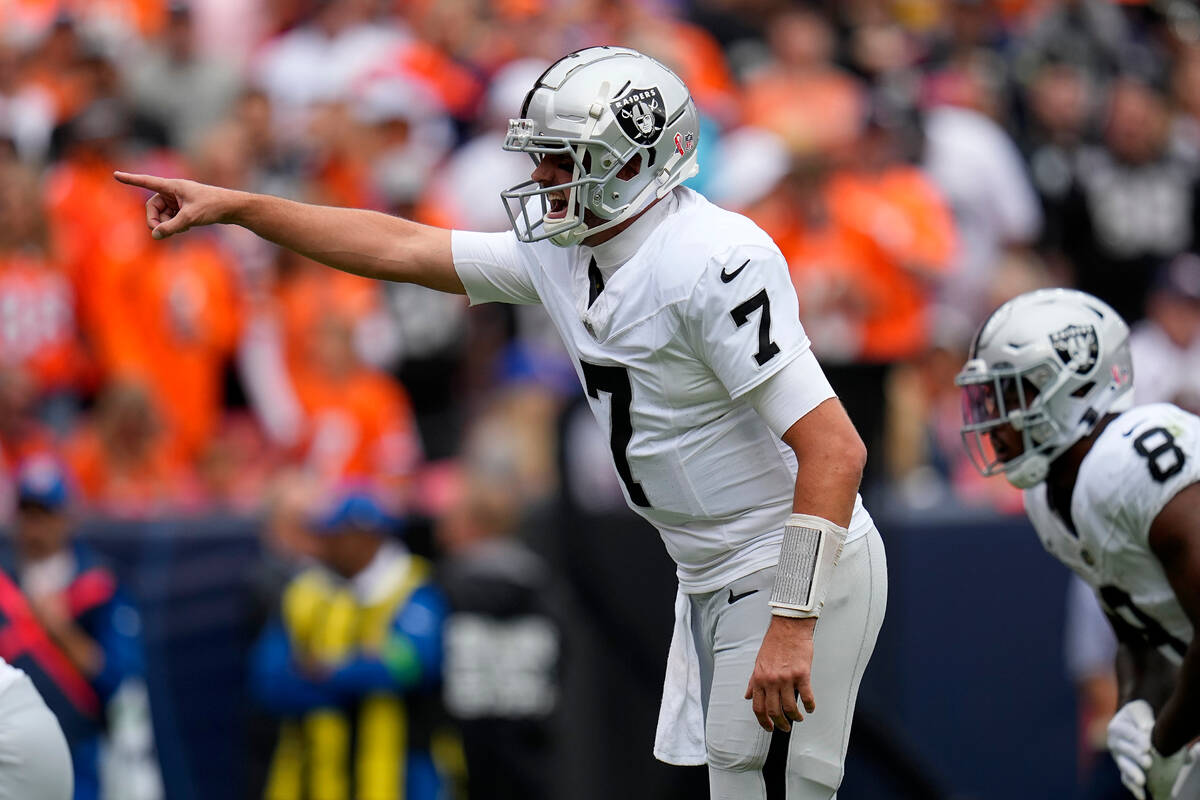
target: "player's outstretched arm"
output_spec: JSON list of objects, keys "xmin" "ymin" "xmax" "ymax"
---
[
  {"xmin": 1147, "ymin": 483, "xmax": 1200, "ymax": 757},
  {"xmin": 113, "ymin": 172, "xmax": 464, "ymax": 294}
]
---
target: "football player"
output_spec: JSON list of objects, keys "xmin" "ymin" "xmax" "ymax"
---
[
  {"xmin": 114, "ymin": 47, "xmax": 887, "ymax": 799},
  {"xmin": 957, "ymin": 288, "xmax": 1200, "ymax": 799}
]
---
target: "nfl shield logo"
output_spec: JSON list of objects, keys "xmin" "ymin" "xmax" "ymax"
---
[
  {"xmin": 1049, "ymin": 324, "xmax": 1099, "ymax": 375},
  {"xmin": 673, "ymin": 131, "xmax": 695, "ymax": 155},
  {"xmin": 610, "ymin": 86, "xmax": 666, "ymax": 146}
]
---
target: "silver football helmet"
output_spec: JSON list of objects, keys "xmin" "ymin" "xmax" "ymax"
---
[
  {"xmin": 500, "ymin": 46, "xmax": 701, "ymax": 247},
  {"xmin": 955, "ymin": 288, "xmax": 1134, "ymax": 489}
]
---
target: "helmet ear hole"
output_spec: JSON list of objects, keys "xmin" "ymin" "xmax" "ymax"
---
[{"xmin": 616, "ymin": 153, "xmax": 643, "ymax": 181}]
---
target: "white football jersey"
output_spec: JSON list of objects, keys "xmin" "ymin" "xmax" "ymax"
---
[
  {"xmin": 0, "ymin": 657, "xmax": 23, "ymax": 696},
  {"xmin": 1024, "ymin": 403, "xmax": 1199, "ymax": 664},
  {"xmin": 453, "ymin": 187, "xmax": 873, "ymax": 592}
]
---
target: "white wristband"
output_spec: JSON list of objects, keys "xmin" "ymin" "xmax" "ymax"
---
[{"xmin": 769, "ymin": 513, "xmax": 848, "ymax": 619}]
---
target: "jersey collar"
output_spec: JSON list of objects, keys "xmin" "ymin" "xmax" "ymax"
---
[{"xmin": 587, "ymin": 189, "xmax": 678, "ymax": 278}]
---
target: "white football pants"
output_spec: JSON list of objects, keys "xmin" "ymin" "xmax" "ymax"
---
[
  {"xmin": 689, "ymin": 524, "xmax": 887, "ymax": 800},
  {"xmin": 0, "ymin": 673, "xmax": 73, "ymax": 800}
]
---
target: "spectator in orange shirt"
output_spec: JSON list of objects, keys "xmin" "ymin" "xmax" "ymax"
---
[
  {"xmin": 125, "ymin": 234, "xmax": 242, "ymax": 462},
  {"xmin": 42, "ymin": 101, "xmax": 161, "ymax": 381},
  {"xmin": 825, "ymin": 101, "xmax": 957, "ymax": 364},
  {"xmin": 15, "ymin": 17, "xmax": 91, "ymax": 126},
  {"xmin": 63, "ymin": 380, "xmax": 194, "ymax": 517},
  {"xmin": 48, "ymin": 105, "xmax": 241, "ymax": 462},
  {"xmin": 742, "ymin": 8, "xmax": 866, "ymax": 156},
  {"xmin": 306, "ymin": 100, "xmax": 383, "ymax": 213},
  {"xmin": 275, "ymin": 253, "xmax": 394, "ymax": 374},
  {"xmin": 0, "ymin": 42, "xmax": 55, "ymax": 164},
  {"xmin": 270, "ymin": 259, "xmax": 420, "ymax": 507},
  {"xmin": 288, "ymin": 304, "xmax": 422, "ymax": 510},
  {"xmin": 0, "ymin": 164, "xmax": 86, "ymax": 431}
]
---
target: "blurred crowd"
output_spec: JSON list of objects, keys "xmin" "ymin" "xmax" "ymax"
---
[{"xmin": 2, "ymin": 0, "xmax": 1200, "ymax": 521}]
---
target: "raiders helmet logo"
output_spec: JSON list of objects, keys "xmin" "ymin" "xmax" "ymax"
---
[
  {"xmin": 610, "ymin": 86, "xmax": 666, "ymax": 146},
  {"xmin": 1049, "ymin": 324, "xmax": 1099, "ymax": 374}
]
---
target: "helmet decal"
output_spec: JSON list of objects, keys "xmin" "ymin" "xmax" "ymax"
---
[
  {"xmin": 1049, "ymin": 324, "xmax": 1099, "ymax": 375},
  {"xmin": 611, "ymin": 86, "xmax": 666, "ymax": 146},
  {"xmin": 673, "ymin": 131, "xmax": 695, "ymax": 156}
]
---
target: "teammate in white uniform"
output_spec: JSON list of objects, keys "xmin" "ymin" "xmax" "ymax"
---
[
  {"xmin": 0, "ymin": 657, "xmax": 73, "ymax": 800},
  {"xmin": 957, "ymin": 288, "xmax": 1200, "ymax": 800},
  {"xmin": 113, "ymin": 47, "xmax": 887, "ymax": 798}
]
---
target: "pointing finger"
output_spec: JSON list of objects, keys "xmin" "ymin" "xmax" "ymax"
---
[{"xmin": 114, "ymin": 171, "xmax": 171, "ymax": 194}]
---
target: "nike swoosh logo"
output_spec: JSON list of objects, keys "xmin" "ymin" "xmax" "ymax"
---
[
  {"xmin": 727, "ymin": 588, "xmax": 759, "ymax": 604},
  {"xmin": 720, "ymin": 259, "xmax": 750, "ymax": 283}
]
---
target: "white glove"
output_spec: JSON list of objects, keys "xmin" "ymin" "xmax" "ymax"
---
[
  {"xmin": 1170, "ymin": 743, "xmax": 1200, "ymax": 799},
  {"xmin": 1108, "ymin": 700, "xmax": 1156, "ymax": 800}
]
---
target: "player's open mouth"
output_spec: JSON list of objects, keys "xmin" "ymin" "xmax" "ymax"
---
[{"xmin": 547, "ymin": 194, "xmax": 568, "ymax": 219}]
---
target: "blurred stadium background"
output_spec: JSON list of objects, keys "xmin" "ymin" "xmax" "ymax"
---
[{"xmin": 2, "ymin": 0, "xmax": 1200, "ymax": 797}]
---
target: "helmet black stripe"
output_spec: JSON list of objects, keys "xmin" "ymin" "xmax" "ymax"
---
[
  {"xmin": 521, "ymin": 58, "xmax": 564, "ymax": 119},
  {"xmin": 970, "ymin": 303, "xmax": 1004, "ymax": 359}
]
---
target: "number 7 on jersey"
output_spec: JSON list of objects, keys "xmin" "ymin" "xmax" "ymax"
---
[
  {"xmin": 730, "ymin": 289, "xmax": 780, "ymax": 366},
  {"xmin": 580, "ymin": 360, "xmax": 651, "ymax": 508}
]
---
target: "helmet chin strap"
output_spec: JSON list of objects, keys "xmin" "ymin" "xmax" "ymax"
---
[
  {"xmin": 1005, "ymin": 453, "xmax": 1049, "ymax": 489},
  {"xmin": 1002, "ymin": 417, "xmax": 1062, "ymax": 489},
  {"xmin": 1002, "ymin": 393, "xmax": 1111, "ymax": 490}
]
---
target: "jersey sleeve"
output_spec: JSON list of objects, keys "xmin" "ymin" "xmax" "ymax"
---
[
  {"xmin": 451, "ymin": 229, "xmax": 541, "ymax": 306},
  {"xmin": 1087, "ymin": 405, "xmax": 1200, "ymax": 547},
  {"xmin": 743, "ymin": 350, "xmax": 836, "ymax": 437},
  {"xmin": 682, "ymin": 243, "xmax": 812, "ymax": 399}
]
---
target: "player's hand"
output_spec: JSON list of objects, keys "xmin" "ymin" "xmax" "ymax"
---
[
  {"xmin": 1108, "ymin": 700, "xmax": 1156, "ymax": 799},
  {"xmin": 113, "ymin": 171, "xmax": 236, "ymax": 240},
  {"xmin": 744, "ymin": 615, "xmax": 816, "ymax": 733}
]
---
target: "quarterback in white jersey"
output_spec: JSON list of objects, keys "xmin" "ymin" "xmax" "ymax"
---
[
  {"xmin": 957, "ymin": 288, "xmax": 1200, "ymax": 800},
  {"xmin": 115, "ymin": 46, "xmax": 887, "ymax": 799}
]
